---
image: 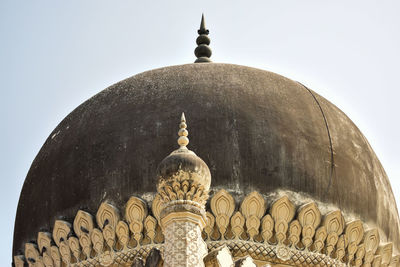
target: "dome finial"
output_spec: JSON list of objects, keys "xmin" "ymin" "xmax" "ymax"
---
[
  {"xmin": 198, "ymin": 13, "xmax": 208, "ymax": 35},
  {"xmin": 177, "ymin": 112, "xmax": 189, "ymax": 148},
  {"xmin": 194, "ymin": 14, "xmax": 212, "ymax": 63}
]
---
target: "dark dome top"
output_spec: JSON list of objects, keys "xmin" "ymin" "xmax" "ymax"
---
[{"xmin": 13, "ymin": 63, "xmax": 400, "ymax": 255}]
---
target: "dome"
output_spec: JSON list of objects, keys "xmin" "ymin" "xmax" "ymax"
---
[{"xmin": 13, "ymin": 63, "xmax": 400, "ymax": 255}]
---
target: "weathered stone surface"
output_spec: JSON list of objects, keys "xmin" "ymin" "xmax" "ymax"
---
[
  {"xmin": 13, "ymin": 63, "xmax": 400, "ymax": 255},
  {"xmin": 235, "ymin": 256, "xmax": 256, "ymax": 267},
  {"xmin": 204, "ymin": 245, "xmax": 233, "ymax": 267},
  {"xmin": 131, "ymin": 257, "xmax": 145, "ymax": 267},
  {"xmin": 145, "ymin": 248, "xmax": 163, "ymax": 267}
]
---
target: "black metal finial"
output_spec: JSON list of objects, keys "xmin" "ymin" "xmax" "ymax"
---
[{"xmin": 194, "ymin": 13, "xmax": 212, "ymax": 63}]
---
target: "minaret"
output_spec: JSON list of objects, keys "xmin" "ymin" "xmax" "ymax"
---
[
  {"xmin": 194, "ymin": 14, "xmax": 212, "ymax": 63},
  {"xmin": 156, "ymin": 113, "xmax": 211, "ymax": 267}
]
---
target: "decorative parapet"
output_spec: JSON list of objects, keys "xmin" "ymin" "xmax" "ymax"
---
[{"xmin": 13, "ymin": 190, "xmax": 400, "ymax": 267}]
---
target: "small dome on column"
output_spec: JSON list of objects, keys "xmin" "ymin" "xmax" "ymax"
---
[{"xmin": 156, "ymin": 113, "xmax": 211, "ymax": 210}]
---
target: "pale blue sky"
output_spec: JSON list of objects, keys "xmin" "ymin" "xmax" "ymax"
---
[{"xmin": 1, "ymin": 0, "xmax": 400, "ymax": 264}]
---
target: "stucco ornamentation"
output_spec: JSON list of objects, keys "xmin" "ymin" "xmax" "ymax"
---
[{"xmin": 14, "ymin": 191, "xmax": 400, "ymax": 267}]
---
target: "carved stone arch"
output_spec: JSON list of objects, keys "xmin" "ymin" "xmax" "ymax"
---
[
  {"xmin": 210, "ymin": 189, "xmax": 235, "ymax": 217},
  {"xmin": 364, "ymin": 228, "xmax": 380, "ymax": 266},
  {"xmin": 126, "ymin": 196, "xmax": 148, "ymax": 223},
  {"xmin": 378, "ymin": 243, "xmax": 393, "ymax": 267},
  {"xmin": 91, "ymin": 228, "xmax": 105, "ymax": 256},
  {"xmin": 42, "ymin": 250, "xmax": 54, "ymax": 267},
  {"xmin": 323, "ymin": 210, "xmax": 345, "ymax": 256},
  {"xmin": 25, "ymin": 243, "xmax": 40, "ymax": 266},
  {"xmin": 240, "ymin": 191, "xmax": 266, "ymax": 218},
  {"xmin": 210, "ymin": 189, "xmax": 235, "ymax": 239},
  {"xmin": 204, "ymin": 211, "xmax": 215, "ymax": 240},
  {"xmin": 50, "ymin": 246, "xmax": 61, "ymax": 267},
  {"xmin": 79, "ymin": 233, "xmax": 92, "ymax": 260},
  {"xmin": 390, "ymin": 255, "xmax": 400, "ymax": 267},
  {"xmin": 144, "ymin": 215, "xmax": 157, "ymax": 243},
  {"xmin": 270, "ymin": 196, "xmax": 295, "ymax": 223},
  {"xmin": 151, "ymin": 194, "xmax": 163, "ymax": 221},
  {"xmin": 231, "ymin": 211, "xmax": 245, "ymax": 239},
  {"xmin": 59, "ymin": 240, "xmax": 71, "ymax": 265},
  {"xmin": 73, "ymin": 210, "xmax": 94, "ymax": 238},
  {"xmin": 240, "ymin": 191, "xmax": 266, "ymax": 241},
  {"xmin": 335, "ymin": 234, "xmax": 348, "ymax": 262},
  {"xmin": 313, "ymin": 226, "xmax": 327, "ymax": 253},
  {"xmin": 126, "ymin": 196, "xmax": 148, "ymax": 245},
  {"xmin": 68, "ymin": 236, "xmax": 81, "ymax": 261},
  {"xmin": 96, "ymin": 202, "xmax": 120, "ymax": 230},
  {"xmin": 14, "ymin": 256, "xmax": 25, "ymax": 267},
  {"xmin": 37, "ymin": 232, "xmax": 52, "ymax": 254},
  {"xmin": 373, "ymin": 255, "xmax": 382, "ymax": 267},
  {"xmin": 298, "ymin": 201, "xmax": 321, "ymax": 249},
  {"xmin": 270, "ymin": 196, "xmax": 295, "ymax": 244},
  {"xmin": 52, "ymin": 220, "xmax": 71, "ymax": 247},
  {"xmin": 116, "ymin": 220, "xmax": 130, "ymax": 249},
  {"xmin": 261, "ymin": 214, "xmax": 274, "ymax": 244},
  {"xmin": 354, "ymin": 243, "xmax": 365, "ymax": 267},
  {"xmin": 288, "ymin": 220, "xmax": 301, "ymax": 248},
  {"xmin": 345, "ymin": 220, "xmax": 364, "ymax": 262}
]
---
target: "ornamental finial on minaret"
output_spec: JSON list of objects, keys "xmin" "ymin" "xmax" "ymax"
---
[
  {"xmin": 156, "ymin": 113, "xmax": 211, "ymax": 266},
  {"xmin": 177, "ymin": 112, "xmax": 189, "ymax": 148},
  {"xmin": 194, "ymin": 14, "xmax": 212, "ymax": 63},
  {"xmin": 156, "ymin": 113, "xmax": 211, "ymax": 209}
]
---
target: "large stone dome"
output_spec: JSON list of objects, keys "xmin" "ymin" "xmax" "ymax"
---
[{"xmin": 13, "ymin": 63, "xmax": 400, "ymax": 255}]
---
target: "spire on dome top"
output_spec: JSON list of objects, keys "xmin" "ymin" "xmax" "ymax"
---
[
  {"xmin": 177, "ymin": 112, "xmax": 189, "ymax": 148},
  {"xmin": 194, "ymin": 13, "xmax": 212, "ymax": 63},
  {"xmin": 198, "ymin": 13, "xmax": 209, "ymax": 35}
]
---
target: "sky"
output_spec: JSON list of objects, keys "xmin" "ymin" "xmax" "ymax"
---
[{"xmin": 1, "ymin": 0, "xmax": 400, "ymax": 264}]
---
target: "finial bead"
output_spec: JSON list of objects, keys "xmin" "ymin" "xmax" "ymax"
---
[
  {"xmin": 195, "ymin": 45, "xmax": 212, "ymax": 58},
  {"xmin": 180, "ymin": 122, "xmax": 187, "ymax": 129},
  {"xmin": 196, "ymin": 35, "xmax": 210, "ymax": 46},
  {"xmin": 178, "ymin": 128, "xmax": 188, "ymax": 137},
  {"xmin": 178, "ymin": 136, "xmax": 189, "ymax": 147}
]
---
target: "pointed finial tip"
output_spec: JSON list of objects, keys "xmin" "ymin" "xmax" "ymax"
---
[
  {"xmin": 195, "ymin": 13, "xmax": 212, "ymax": 63},
  {"xmin": 178, "ymin": 113, "xmax": 189, "ymax": 148},
  {"xmin": 200, "ymin": 13, "xmax": 206, "ymax": 31},
  {"xmin": 197, "ymin": 13, "xmax": 209, "ymax": 35}
]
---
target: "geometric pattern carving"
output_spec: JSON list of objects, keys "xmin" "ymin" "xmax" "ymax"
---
[
  {"xmin": 163, "ymin": 220, "xmax": 207, "ymax": 267},
  {"xmin": 14, "ymin": 193, "xmax": 400, "ymax": 267}
]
